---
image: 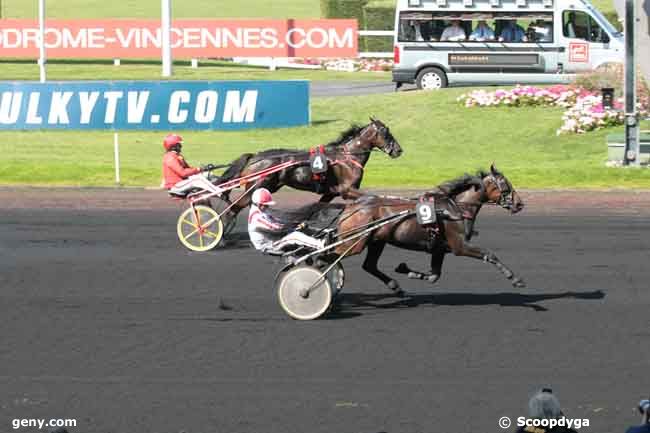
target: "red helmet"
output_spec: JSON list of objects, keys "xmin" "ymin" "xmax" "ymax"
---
[
  {"xmin": 252, "ymin": 188, "xmax": 275, "ymax": 206},
  {"xmin": 163, "ymin": 134, "xmax": 183, "ymax": 151}
]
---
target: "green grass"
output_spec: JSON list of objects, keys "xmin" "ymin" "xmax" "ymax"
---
[
  {"xmin": 2, "ymin": 89, "xmax": 649, "ymax": 189},
  {"xmin": 589, "ymin": 0, "xmax": 617, "ymax": 18},
  {"xmin": 0, "ymin": 60, "xmax": 391, "ymax": 82},
  {"xmin": 0, "ymin": 0, "xmax": 321, "ymax": 19}
]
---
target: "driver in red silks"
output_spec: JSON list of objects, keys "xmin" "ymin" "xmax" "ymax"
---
[{"xmin": 162, "ymin": 134, "xmax": 202, "ymax": 189}]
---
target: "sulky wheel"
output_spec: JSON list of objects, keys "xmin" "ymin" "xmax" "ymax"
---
[
  {"xmin": 325, "ymin": 262, "xmax": 345, "ymax": 295},
  {"xmin": 277, "ymin": 266, "xmax": 333, "ymax": 320},
  {"xmin": 176, "ymin": 205, "xmax": 224, "ymax": 252}
]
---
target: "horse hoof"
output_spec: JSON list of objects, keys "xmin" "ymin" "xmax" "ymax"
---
[
  {"xmin": 395, "ymin": 263, "xmax": 410, "ymax": 274},
  {"xmin": 512, "ymin": 278, "xmax": 526, "ymax": 288},
  {"xmin": 425, "ymin": 274, "xmax": 440, "ymax": 284},
  {"xmin": 407, "ymin": 272, "xmax": 421, "ymax": 280},
  {"xmin": 387, "ymin": 280, "xmax": 400, "ymax": 292}
]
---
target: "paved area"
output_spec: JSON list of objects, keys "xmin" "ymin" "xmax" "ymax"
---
[{"xmin": 1, "ymin": 188, "xmax": 650, "ymax": 433}]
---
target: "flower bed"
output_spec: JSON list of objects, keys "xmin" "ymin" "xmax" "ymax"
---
[
  {"xmin": 458, "ymin": 84, "xmax": 648, "ymax": 135},
  {"xmin": 288, "ymin": 57, "xmax": 394, "ymax": 72}
]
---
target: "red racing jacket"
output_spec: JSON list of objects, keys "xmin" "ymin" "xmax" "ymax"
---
[{"xmin": 162, "ymin": 152, "xmax": 201, "ymax": 189}]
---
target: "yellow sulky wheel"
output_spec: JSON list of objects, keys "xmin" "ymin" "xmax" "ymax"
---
[{"xmin": 176, "ymin": 205, "xmax": 224, "ymax": 252}]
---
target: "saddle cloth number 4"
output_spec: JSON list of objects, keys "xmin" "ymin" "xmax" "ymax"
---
[
  {"xmin": 310, "ymin": 153, "xmax": 328, "ymax": 174},
  {"xmin": 416, "ymin": 202, "xmax": 437, "ymax": 226}
]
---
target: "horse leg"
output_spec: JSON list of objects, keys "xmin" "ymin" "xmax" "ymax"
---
[
  {"xmin": 394, "ymin": 233, "xmax": 446, "ymax": 284},
  {"xmin": 426, "ymin": 243, "xmax": 446, "ymax": 284},
  {"xmin": 464, "ymin": 219, "xmax": 478, "ymax": 241},
  {"xmin": 340, "ymin": 188, "xmax": 364, "ymax": 201},
  {"xmin": 362, "ymin": 241, "xmax": 403, "ymax": 295},
  {"xmin": 225, "ymin": 183, "xmax": 256, "ymax": 222},
  {"xmin": 447, "ymin": 231, "xmax": 526, "ymax": 288},
  {"xmin": 320, "ymin": 193, "xmax": 336, "ymax": 203},
  {"xmin": 394, "ymin": 249, "xmax": 445, "ymax": 284}
]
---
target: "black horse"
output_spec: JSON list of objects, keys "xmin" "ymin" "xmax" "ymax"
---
[
  {"xmin": 332, "ymin": 164, "xmax": 526, "ymax": 294},
  {"xmin": 216, "ymin": 118, "xmax": 402, "ymax": 220}
]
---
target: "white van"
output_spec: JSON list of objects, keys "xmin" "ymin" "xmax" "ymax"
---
[{"xmin": 392, "ymin": 0, "xmax": 624, "ymax": 89}]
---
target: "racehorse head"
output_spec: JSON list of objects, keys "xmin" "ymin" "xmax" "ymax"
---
[
  {"xmin": 363, "ymin": 117, "xmax": 403, "ymax": 158},
  {"xmin": 481, "ymin": 164, "xmax": 524, "ymax": 213}
]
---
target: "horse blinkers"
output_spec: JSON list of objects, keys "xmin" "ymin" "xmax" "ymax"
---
[
  {"xmin": 487, "ymin": 175, "xmax": 515, "ymax": 210},
  {"xmin": 369, "ymin": 121, "xmax": 401, "ymax": 158}
]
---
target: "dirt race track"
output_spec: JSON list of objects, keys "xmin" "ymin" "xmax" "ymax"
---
[{"xmin": 1, "ymin": 188, "xmax": 650, "ymax": 433}]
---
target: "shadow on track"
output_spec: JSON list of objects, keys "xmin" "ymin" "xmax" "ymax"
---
[
  {"xmin": 329, "ymin": 290, "xmax": 606, "ymax": 317},
  {"xmin": 218, "ymin": 233, "xmax": 253, "ymax": 251}
]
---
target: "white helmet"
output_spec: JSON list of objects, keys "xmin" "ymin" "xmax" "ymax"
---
[{"xmin": 251, "ymin": 188, "xmax": 275, "ymax": 206}]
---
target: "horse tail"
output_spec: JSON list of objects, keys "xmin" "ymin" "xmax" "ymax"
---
[{"xmin": 219, "ymin": 153, "xmax": 253, "ymax": 183}]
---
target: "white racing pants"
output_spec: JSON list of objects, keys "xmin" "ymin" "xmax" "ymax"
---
[{"xmin": 272, "ymin": 231, "xmax": 325, "ymax": 252}]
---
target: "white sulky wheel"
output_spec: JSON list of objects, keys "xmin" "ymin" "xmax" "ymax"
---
[
  {"xmin": 277, "ymin": 266, "xmax": 333, "ymax": 320},
  {"xmin": 325, "ymin": 262, "xmax": 345, "ymax": 295},
  {"xmin": 176, "ymin": 205, "xmax": 224, "ymax": 252}
]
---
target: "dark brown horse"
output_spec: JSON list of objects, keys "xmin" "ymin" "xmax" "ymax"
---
[
  {"xmin": 331, "ymin": 164, "xmax": 526, "ymax": 294},
  {"xmin": 217, "ymin": 118, "xmax": 402, "ymax": 219}
]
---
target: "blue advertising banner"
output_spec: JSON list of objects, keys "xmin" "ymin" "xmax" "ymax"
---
[{"xmin": 0, "ymin": 80, "xmax": 310, "ymax": 130}]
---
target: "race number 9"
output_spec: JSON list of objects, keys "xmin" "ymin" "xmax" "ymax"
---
[
  {"xmin": 416, "ymin": 202, "xmax": 436, "ymax": 225},
  {"xmin": 310, "ymin": 154, "xmax": 328, "ymax": 174}
]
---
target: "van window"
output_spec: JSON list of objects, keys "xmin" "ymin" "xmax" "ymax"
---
[
  {"xmin": 398, "ymin": 12, "xmax": 554, "ymax": 43},
  {"xmin": 563, "ymin": 10, "xmax": 610, "ymax": 43}
]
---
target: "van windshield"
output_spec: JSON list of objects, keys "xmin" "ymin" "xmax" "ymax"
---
[
  {"xmin": 587, "ymin": 5, "xmax": 622, "ymax": 37},
  {"xmin": 398, "ymin": 11, "xmax": 555, "ymax": 43}
]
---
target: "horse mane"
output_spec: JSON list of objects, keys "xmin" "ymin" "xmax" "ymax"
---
[
  {"xmin": 247, "ymin": 124, "xmax": 366, "ymax": 160},
  {"xmin": 326, "ymin": 124, "xmax": 365, "ymax": 148},
  {"xmin": 253, "ymin": 147, "xmax": 306, "ymax": 158},
  {"xmin": 432, "ymin": 170, "xmax": 490, "ymax": 197}
]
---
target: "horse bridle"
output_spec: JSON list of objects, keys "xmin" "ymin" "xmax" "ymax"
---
[
  {"xmin": 367, "ymin": 122, "xmax": 398, "ymax": 156},
  {"xmin": 485, "ymin": 174, "xmax": 515, "ymax": 209}
]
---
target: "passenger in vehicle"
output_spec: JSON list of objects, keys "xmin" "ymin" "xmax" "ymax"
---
[
  {"xmin": 498, "ymin": 19, "xmax": 528, "ymax": 42},
  {"xmin": 441, "ymin": 20, "xmax": 467, "ymax": 41},
  {"xmin": 527, "ymin": 19, "xmax": 553, "ymax": 42},
  {"xmin": 419, "ymin": 20, "xmax": 435, "ymax": 40},
  {"xmin": 429, "ymin": 19, "xmax": 447, "ymax": 41},
  {"xmin": 469, "ymin": 20, "xmax": 496, "ymax": 41},
  {"xmin": 411, "ymin": 20, "xmax": 425, "ymax": 41},
  {"xmin": 564, "ymin": 12, "xmax": 577, "ymax": 38}
]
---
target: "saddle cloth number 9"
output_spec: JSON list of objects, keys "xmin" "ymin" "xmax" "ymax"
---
[{"xmin": 416, "ymin": 202, "xmax": 437, "ymax": 226}]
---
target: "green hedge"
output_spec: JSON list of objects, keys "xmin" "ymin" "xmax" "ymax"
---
[
  {"xmin": 362, "ymin": 2, "xmax": 395, "ymax": 52},
  {"xmin": 320, "ymin": 0, "xmax": 368, "ymax": 19},
  {"xmin": 321, "ymin": 0, "xmax": 395, "ymax": 55},
  {"xmin": 603, "ymin": 11, "xmax": 623, "ymax": 31}
]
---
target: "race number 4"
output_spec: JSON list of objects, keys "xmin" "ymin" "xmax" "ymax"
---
[
  {"xmin": 310, "ymin": 153, "xmax": 328, "ymax": 174},
  {"xmin": 416, "ymin": 202, "xmax": 437, "ymax": 226}
]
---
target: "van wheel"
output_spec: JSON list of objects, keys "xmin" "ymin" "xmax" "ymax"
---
[{"xmin": 416, "ymin": 67, "xmax": 447, "ymax": 90}]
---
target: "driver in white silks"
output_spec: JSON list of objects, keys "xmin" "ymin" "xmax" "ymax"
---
[{"xmin": 248, "ymin": 188, "xmax": 325, "ymax": 254}]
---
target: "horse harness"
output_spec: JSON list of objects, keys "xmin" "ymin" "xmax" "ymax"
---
[{"xmin": 308, "ymin": 144, "xmax": 366, "ymax": 193}]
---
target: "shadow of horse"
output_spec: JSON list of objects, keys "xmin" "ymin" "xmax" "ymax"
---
[
  {"xmin": 217, "ymin": 232, "xmax": 253, "ymax": 251},
  {"xmin": 330, "ymin": 289, "xmax": 605, "ymax": 317}
]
